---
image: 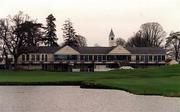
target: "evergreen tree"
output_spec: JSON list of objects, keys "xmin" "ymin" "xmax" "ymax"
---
[
  {"xmin": 45, "ymin": 14, "xmax": 58, "ymax": 46},
  {"xmin": 62, "ymin": 19, "xmax": 79, "ymax": 47}
]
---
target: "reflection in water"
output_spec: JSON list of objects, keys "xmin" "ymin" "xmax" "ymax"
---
[{"xmin": 0, "ymin": 86, "xmax": 180, "ymax": 112}]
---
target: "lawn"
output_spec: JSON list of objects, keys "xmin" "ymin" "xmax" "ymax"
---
[{"xmin": 0, "ymin": 65, "xmax": 180, "ymax": 97}]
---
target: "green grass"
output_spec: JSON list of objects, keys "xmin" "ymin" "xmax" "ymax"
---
[{"xmin": 1, "ymin": 65, "xmax": 180, "ymax": 97}]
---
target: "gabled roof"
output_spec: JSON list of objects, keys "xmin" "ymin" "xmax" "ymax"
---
[
  {"xmin": 109, "ymin": 45, "xmax": 130, "ymax": 54},
  {"xmin": 55, "ymin": 45, "xmax": 80, "ymax": 55},
  {"xmin": 126, "ymin": 47, "xmax": 166, "ymax": 54},
  {"xmin": 22, "ymin": 46, "xmax": 166, "ymax": 55}
]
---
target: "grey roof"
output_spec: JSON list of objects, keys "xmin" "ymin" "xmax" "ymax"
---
[
  {"xmin": 76, "ymin": 47, "xmax": 114, "ymax": 54},
  {"xmin": 109, "ymin": 29, "xmax": 115, "ymax": 37},
  {"xmin": 126, "ymin": 47, "xmax": 166, "ymax": 54},
  {"xmin": 23, "ymin": 46, "xmax": 166, "ymax": 55},
  {"xmin": 23, "ymin": 46, "xmax": 60, "ymax": 53}
]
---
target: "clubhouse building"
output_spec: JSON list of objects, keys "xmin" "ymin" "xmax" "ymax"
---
[{"xmin": 16, "ymin": 29, "xmax": 166, "ymax": 72}]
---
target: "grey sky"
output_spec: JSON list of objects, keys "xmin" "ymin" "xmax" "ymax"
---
[{"xmin": 1, "ymin": 0, "xmax": 180, "ymax": 46}]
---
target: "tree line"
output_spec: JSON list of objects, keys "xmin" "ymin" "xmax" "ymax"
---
[
  {"xmin": 0, "ymin": 11, "xmax": 86, "ymax": 69},
  {"xmin": 116, "ymin": 22, "xmax": 166, "ymax": 47},
  {"xmin": 116, "ymin": 22, "xmax": 180, "ymax": 61}
]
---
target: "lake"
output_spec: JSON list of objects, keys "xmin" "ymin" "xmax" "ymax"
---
[{"xmin": 0, "ymin": 86, "xmax": 179, "ymax": 112}]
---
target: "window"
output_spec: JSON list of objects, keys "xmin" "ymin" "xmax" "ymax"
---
[
  {"xmin": 94, "ymin": 55, "xmax": 97, "ymax": 61},
  {"xmin": 140, "ymin": 56, "xmax": 144, "ymax": 61},
  {"xmin": 22, "ymin": 55, "xmax": 25, "ymax": 61},
  {"xmin": 31, "ymin": 55, "xmax": 35, "ymax": 61},
  {"xmin": 113, "ymin": 55, "xmax": 117, "ymax": 61},
  {"xmin": 89, "ymin": 55, "xmax": 92, "ymax": 61},
  {"xmin": 85, "ymin": 55, "xmax": 88, "ymax": 61},
  {"xmin": 45, "ymin": 55, "xmax": 48, "ymax": 62},
  {"xmin": 102, "ymin": 55, "xmax": 106, "ymax": 61},
  {"xmin": 107, "ymin": 55, "xmax": 111, "ymax": 61},
  {"xmin": 55, "ymin": 55, "xmax": 66, "ymax": 61},
  {"xmin": 36, "ymin": 55, "xmax": 40, "ymax": 61},
  {"xmin": 26, "ymin": 54, "xmax": 29, "ymax": 61},
  {"xmin": 149, "ymin": 56, "xmax": 152, "ymax": 61},
  {"xmin": 116, "ymin": 55, "xmax": 120, "ymax": 60},
  {"xmin": 116, "ymin": 55, "xmax": 127, "ymax": 61},
  {"xmin": 145, "ymin": 55, "xmax": 148, "ymax": 62},
  {"xmin": 158, "ymin": 55, "xmax": 162, "ymax": 62},
  {"xmin": 42, "ymin": 55, "xmax": 44, "ymax": 61},
  {"xmin": 107, "ymin": 55, "xmax": 114, "ymax": 61},
  {"xmin": 55, "ymin": 55, "xmax": 78, "ymax": 61},
  {"xmin": 136, "ymin": 55, "xmax": 139, "ymax": 61},
  {"xmin": 70, "ymin": 55, "xmax": 77, "ymax": 60},
  {"xmin": 127, "ymin": 56, "xmax": 131, "ymax": 61},
  {"xmin": 98, "ymin": 55, "xmax": 102, "ymax": 62},
  {"xmin": 162, "ymin": 55, "xmax": 165, "ymax": 61},
  {"xmin": 80, "ymin": 55, "xmax": 84, "ymax": 61},
  {"xmin": 154, "ymin": 56, "xmax": 158, "ymax": 61}
]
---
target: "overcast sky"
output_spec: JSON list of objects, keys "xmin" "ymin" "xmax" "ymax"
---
[{"xmin": 1, "ymin": 0, "xmax": 180, "ymax": 46}]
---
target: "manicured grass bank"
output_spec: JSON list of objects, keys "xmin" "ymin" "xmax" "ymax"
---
[{"xmin": 1, "ymin": 65, "xmax": 180, "ymax": 97}]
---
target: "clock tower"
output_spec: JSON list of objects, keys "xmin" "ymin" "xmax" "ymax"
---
[{"xmin": 109, "ymin": 29, "xmax": 116, "ymax": 47}]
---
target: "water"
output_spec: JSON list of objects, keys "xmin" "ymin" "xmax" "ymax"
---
[{"xmin": 0, "ymin": 86, "xmax": 179, "ymax": 112}]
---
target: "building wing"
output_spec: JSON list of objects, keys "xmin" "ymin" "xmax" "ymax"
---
[{"xmin": 126, "ymin": 47, "xmax": 166, "ymax": 55}]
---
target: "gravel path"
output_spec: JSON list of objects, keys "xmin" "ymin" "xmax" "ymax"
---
[{"xmin": 0, "ymin": 86, "xmax": 179, "ymax": 112}]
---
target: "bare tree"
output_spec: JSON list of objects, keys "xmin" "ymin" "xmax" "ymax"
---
[
  {"xmin": 75, "ymin": 35, "xmax": 87, "ymax": 47},
  {"xmin": 166, "ymin": 31, "xmax": 180, "ymax": 61},
  {"xmin": 0, "ymin": 11, "xmax": 37, "ymax": 69},
  {"xmin": 126, "ymin": 22, "xmax": 166, "ymax": 47},
  {"xmin": 7, "ymin": 12, "xmax": 31, "ymax": 69},
  {"xmin": 126, "ymin": 31, "xmax": 144, "ymax": 47},
  {"xmin": 0, "ymin": 18, "xmax": 11, "ymax": 69},
  {"xmin": 140, "ymin": 22, "xmax": 166, "ymax": 47},
  {"xmin": 116, "ymin": 37, "xmax": 126, "ymax": 47}
]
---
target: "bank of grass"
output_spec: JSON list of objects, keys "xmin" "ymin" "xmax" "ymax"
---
[{"xmin": 0, "ymin": 65, "xmax": 180, "ymax": 97}]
